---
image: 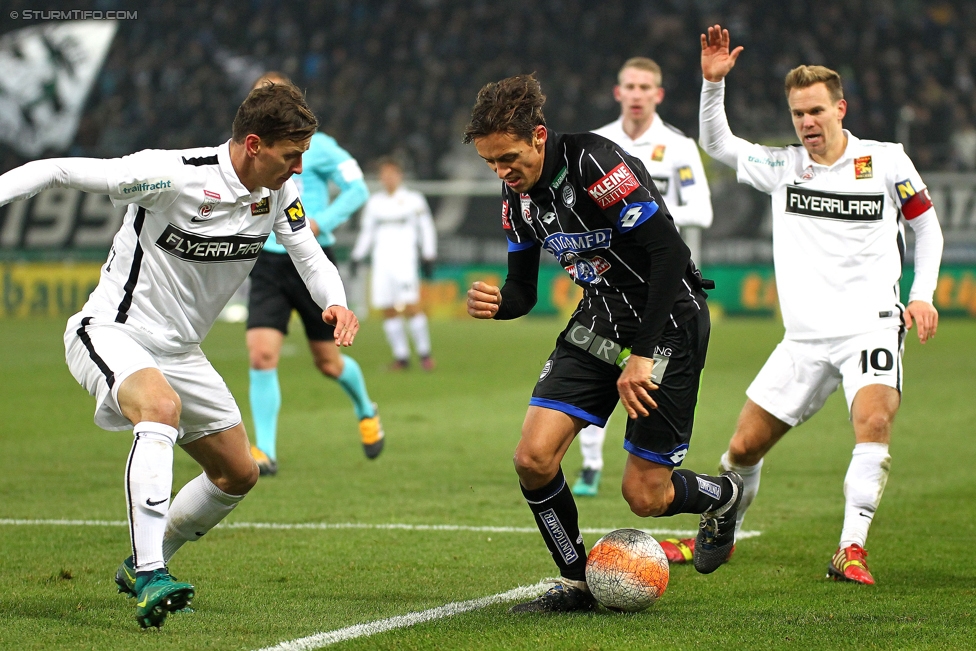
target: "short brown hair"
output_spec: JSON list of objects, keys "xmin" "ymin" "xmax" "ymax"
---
[
  {"xmin": 784, "ymin": 65, "xmax": 844, "ymax": 102},
  {"xmin": 462, "ymin": 74, "xmax": 546, "ymax": 144},
  {"xmin": 619, "ymin": 57, "xmax": 662, "ymax": 85},
  {"xmin": 232, "ymin": 81, "xmax": 318, "ymax": 145}
]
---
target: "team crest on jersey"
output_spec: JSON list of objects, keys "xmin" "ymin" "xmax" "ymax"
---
[
  {"xmin": 678, "ymin": 166, "xmax": 695, "ymax": 186},
  {"xmin": 588, "ymin": 163, "xmax": 639, "ymax": 209},
  {"xmin": 520, "ymin": 193, "xmax": 533, "ymax": 224},
  {"xmin": 250, "ymin": 198, "xmax": 270, "ymax": 215},
  {"xmin": 800, "ymin": 165, "xmax": 815, "ymax": 181},
  {"xmin": 501, "ymin": 200, "xmax": 512, "ymax": 230},
  {"xmin": 197, "ymin": 190, "xmax": 220, "ymax": 220},
  {"xmin": 564, "ymin": 255, "xmax": 610, "ymax": 284},
  {"xmin": 651, "ymin": 145, "xmax": 666, "ymax": 162},
  {"xmin": 285, "ymin": 197, "xmax": 307, "ymax": 231},
  {"xmin": 854, "ymin": 156, "xmax": 873, "ymax": 179},
  {"xmin": 562, "ymin": 183, "xmax": 575, "ymax": 207}
]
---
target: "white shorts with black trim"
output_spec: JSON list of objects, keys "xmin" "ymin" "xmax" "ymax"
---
[
  {"xmin": 746, "ymin": 325, "xmax": 905, "ymax": 427},
  {"xmin": 64, "ymin": 314, "xmax": 242, "ymax": 442}
]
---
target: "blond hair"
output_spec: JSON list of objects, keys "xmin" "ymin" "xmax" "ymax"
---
[
  {"xmin": 784, "ymin": 65, "xmax": 844, "ymax": 102},
  {"xmin": 618, "ymin": 57, "xmax": 662, "ymax": 86}
]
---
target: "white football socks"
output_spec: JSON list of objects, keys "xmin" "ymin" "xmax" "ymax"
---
[
  {"xmin": 126, "ymin": 422, "xmax": 178, "ymax": 572},
  {"xmin": 382, "ymin": 316, "xmax": 411, "ymax": 362},
  {"xmin": 578, "ymin": 423, "xmax": 607, "ymax": 472},
  {"xmin": 839, "ymin": 442, "xmax": 891, "ymax": 549},
  {"xmin": 719, "ymin": 451, "xmax": 763, "ymax": 536},
  {"xmin": 162, "ymin": 472, "xmax": 245, "ymax": 563},
  {"xmin": 407, "ymin": 313, "xmax": 432, "ymax": 357}
]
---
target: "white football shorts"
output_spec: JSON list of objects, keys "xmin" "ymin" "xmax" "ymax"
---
[
  {"xmin": 369, "ymin": 265, "xmax": 420, "ymax": 310},
  {"xmin": 746, "ymin": 325, "xmax": 905, "ymax": 427},
  {"xmin": 64, "ymin": 315, "xmax": 242, "ymax": 442}
]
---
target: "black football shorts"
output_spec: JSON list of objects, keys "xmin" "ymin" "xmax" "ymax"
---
[
  {"xmin": 530, "ymin": 307, "xmax": 710, "ymax": 467},
  {"xmin": 246, "ymin": 247, "xmax": 338, "ymax": 341}
]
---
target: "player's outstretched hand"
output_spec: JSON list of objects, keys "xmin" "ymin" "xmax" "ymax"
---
[
  {"xmin": 617, "ymin": 354, "xmax": 659, "ymax": 419},
  {"xmin": 467, "ymin": 281, "xmax": 500, "ymax": 319},
  {"xmin": 322, "ymin": 305, "xmax": 359, "ymax": 346},
  {"xmin": 701, "ymin": 24, "xmax": 743, "ymax": 82},
  {"xmin": 904, "ymin": 300, "xmax": 939, "ymax": 344}
]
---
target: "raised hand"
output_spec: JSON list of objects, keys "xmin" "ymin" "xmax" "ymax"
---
[{"xmin": 701, "ymin": 24, "xmax": 744, "ymax": 82}]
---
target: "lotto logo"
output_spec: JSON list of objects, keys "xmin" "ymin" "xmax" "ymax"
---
[{"xmin": 587, "ymin": 163, "xmax": 639, "ymax": 209}]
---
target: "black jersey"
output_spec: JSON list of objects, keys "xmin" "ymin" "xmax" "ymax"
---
[{"xmin": 496, "ymin": 131, "xmax": 706, "ymax": 357}]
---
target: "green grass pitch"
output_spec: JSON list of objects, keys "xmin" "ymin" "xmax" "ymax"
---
[{"xmin": 0, "ymin": 315, "xmax": 974, "ymax": 650}]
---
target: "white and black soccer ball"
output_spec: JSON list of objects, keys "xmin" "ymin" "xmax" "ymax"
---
[{"xmin": 585, "ymin": 528, "xmax": 669, "ymax": 612}]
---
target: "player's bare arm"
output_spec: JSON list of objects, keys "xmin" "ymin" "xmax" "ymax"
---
[
  {"xmin": 903, "ymin": 300, "xmax": 939, "ymax": 344},
  {"xmin": 617, "ymin": 354, "xmax": 659, "ymax": 418},
  {"xmin": 467, "ymin": 281, "xmax": 500, "ymax": 319},
  {"xmin": 700, "ymin": 24, "xmax": 744, "ymax": 82},
  {"xmin": 322, "ymin": 305, "xmax": 359, "ymax": 346}
]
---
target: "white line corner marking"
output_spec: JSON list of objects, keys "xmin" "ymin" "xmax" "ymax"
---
[{"xmin": 254, "ymin": 581, "xmax": 550, "ymax": 651}]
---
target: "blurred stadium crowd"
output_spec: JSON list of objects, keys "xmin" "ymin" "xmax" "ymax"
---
[{"xmin": 2, "ymin": 0, "xmax": 976, "ymax": 177}]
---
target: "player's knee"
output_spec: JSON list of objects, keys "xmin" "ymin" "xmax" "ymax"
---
[
  {"xmin": 215, "ymin": 462, "xmax": 259, "ymax": 496},
  {"xmin": 854, "ymin": 410, "xmax": 893, "ymax": 440},
  {"xmin": 727, "ymin": 435, "xmax": 763, "ymax": 467},
  {"xmin": 512, "ymin": 449, "xmax": 557, "ymax": 486},
  {"xmin": 316, "ymin": 356, "xmax": 343, "ymax": 378},
  {"xmin": 248, "ymin": 346, "xmax": 278, "ymax": 370},
  {"xmin": 137, "ymin": 393, "xmax": 181, "ymax": 428},
  {"xmin": 621, "ymin": 484, "xmax": 669, "ymax": 517}
]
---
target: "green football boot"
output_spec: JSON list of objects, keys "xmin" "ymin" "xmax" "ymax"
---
[
  {"xmin": 133, "ymin": 568, "xmax": 195, "ymax": 629},
  {"xmin": 571, "ymin": 468, "xmax": 602, "ymax": 497},
  {"xmin": 115, "ymin": 556, "xmax": 138, "ymax": 597}
]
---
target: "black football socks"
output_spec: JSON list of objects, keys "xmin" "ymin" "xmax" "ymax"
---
[
  {"xmin": 521, "ymin": 467, "xmax": 587, "ymax": 582},
  {"xmin": 659, "ymin": 469, "xmax": 733, "ymax": 517}
]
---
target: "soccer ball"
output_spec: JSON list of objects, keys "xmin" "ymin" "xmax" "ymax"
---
[{"xmin": 585, "ymin": 528, "xmax": 669, "ymax": 612}]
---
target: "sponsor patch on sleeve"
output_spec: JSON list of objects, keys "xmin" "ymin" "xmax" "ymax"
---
[
  {"xmin": 284, "ymin": 197, "xmax": 307, "ymax": 231},
  {"xmin": 678, "ymin": 165, "xmax": 695, "ymax": 186},
  {"xmin": 501, "ymin": 200, "xmax": 512, "ymax": 230},
  {"xmin": 854, "ymin": 156, "xmax": 873, "ymax": 179},
  {"xmin": 616, "ymin": 201, "xmax": 659, "ymax": 232},
  {"xmin": 896, "ymin": 179, "xmax": 933, "ymax": 219},
  {"xmin": 587, "ymin": 163, "xmax": 639, "ymax": 209}
]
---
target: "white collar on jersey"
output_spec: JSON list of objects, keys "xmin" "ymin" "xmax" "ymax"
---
[
  {"xmin": 800, "ymin": 129, "xmax": 861, "ymax": 169},
  {"xmin": 217, "ymin": 140, "xmax": 271, "ymax": 203},
  {"xmin": 604, "ymin": 113, "xmax": 662, "ymax": 147}
]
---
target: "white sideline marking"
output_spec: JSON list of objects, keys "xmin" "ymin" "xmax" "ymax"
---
[
  {"xmin": 253, "ymin": 580, "xmax": 550, "ymax": 651},
  {"xmin": 0, "ymin": 519, "xmax": 761, "ymax": 539}
]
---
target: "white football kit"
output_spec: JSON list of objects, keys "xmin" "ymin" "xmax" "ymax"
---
[
  {"xmin": 351, "ymin": 185, "xmax": 436, "ymax": 309},
  {"xmin": 700, "ymin": 79, "xmax": 943, "ymax": 424},
  {"xmin": 0, "ymin": 141, "xmax": 347, "ymax": 439},
  {"xmin": 592, "ymin": 114, "xmax": 713, "ymax": 228}
]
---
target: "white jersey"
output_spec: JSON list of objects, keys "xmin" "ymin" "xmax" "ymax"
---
[
  {"xmin": 700, "ymin": 79, "xmax": 943, "ymax": 341},
  {"xmin": 351, "ymin": 186, "xmax": 436, "ymax": 272},
  {"xmin": 735, "ymin": 134, "xmax": 930, "ymax": 339},
  {"xmin": 592, "ymin": 114, "xmax": 713, "ymax": 228},
  {"xmin": 0, "ymin": 141, "xmax": 346, "ymax": 354}
]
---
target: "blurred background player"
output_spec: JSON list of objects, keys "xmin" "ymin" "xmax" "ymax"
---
[
  {"xmin": 245, "ymin": 73, "xmax": 383, "ymax": 474},
  {"xmin": 350, "ymin": 157, "xmax": 437, "ymax": 370},
  {"xmin": 696, "ymin": 25, "xmax": 943, "ymax": 583},
  {"xmin": 573, "ymin": 57, "xmax": 714, "ymax": 500}
]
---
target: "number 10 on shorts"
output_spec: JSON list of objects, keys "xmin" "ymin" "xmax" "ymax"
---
[{"xmin": 859, "ymin": 348, "xmax": 893, "ymax": 374}]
